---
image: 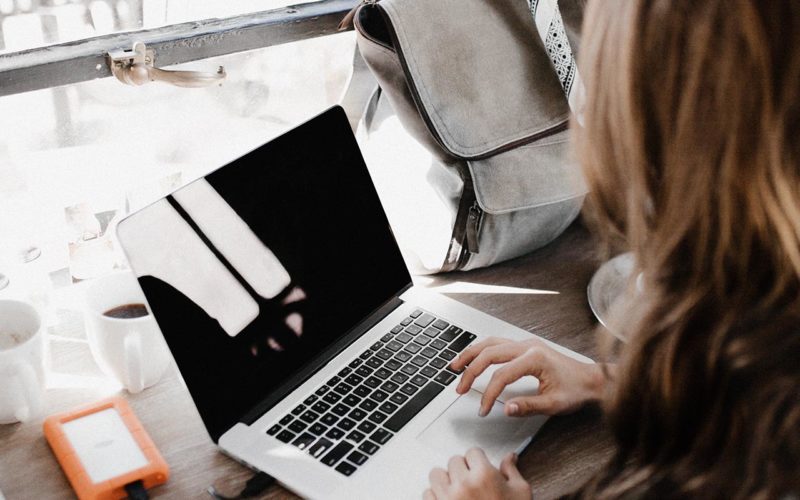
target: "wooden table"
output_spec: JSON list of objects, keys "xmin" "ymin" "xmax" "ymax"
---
[{"xmin": 0, "ymin": 222, "xmax": 615, "ymax": 499}]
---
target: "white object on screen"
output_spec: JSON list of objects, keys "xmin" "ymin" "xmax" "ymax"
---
[{"xmin": 61, "ymin": 408, "xmax": 149, "ymax": 484}]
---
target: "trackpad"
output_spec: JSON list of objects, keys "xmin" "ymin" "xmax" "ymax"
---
[{"xmin": 416, "ymin": 390, "xmax": 547, "ymax": 464}]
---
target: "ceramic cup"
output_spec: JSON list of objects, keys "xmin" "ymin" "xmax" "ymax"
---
[
  {"xmin": 84, "ymin": 272, "xmax": 171, "ymax": 393},
  {"xmin": 0, "ymin": 300, "xmax": 46, "ymax": 424}
]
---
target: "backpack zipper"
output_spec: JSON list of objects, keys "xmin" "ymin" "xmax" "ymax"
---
[{"xmin": 339, "ymin": 0, "xmax": 378, "ymax": 32}]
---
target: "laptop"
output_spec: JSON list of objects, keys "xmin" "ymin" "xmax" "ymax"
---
[{"xmin": 115, "ymin": 106, "xmax": 592, "ymax": 498}]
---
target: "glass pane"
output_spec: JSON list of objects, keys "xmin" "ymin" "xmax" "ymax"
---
[
  {"xmin": 0, "ymin": 0, "xmax": 318, "ymax": 54},
  {"xmin": 0, "ymin": 32, "xmax": 356, "ymax": 310}
]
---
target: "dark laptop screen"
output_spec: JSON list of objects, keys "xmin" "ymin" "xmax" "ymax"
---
[{"xmin": 121, "ymin": 107, "xmax": 411, "ymax": 441}]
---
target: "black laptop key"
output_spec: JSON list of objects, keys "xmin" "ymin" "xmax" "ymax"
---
[
  {"xmin": 344, "ymin": 374, "xmax": 364, "ymax": 386},
  {"xmin": 334, "ymin": 383, "xmax": 354, "ymax": 395},
  {"xmin": 343, "ymin": 394, "xmax": 361, "ymax": 407},
  {"xmin": 405, "ymin": 324, "xmax": 422, "ymax": 335},
  {"xmin": 385, "ymin": 381, "xmax": 445, "ymax": 432},
  {"xmin": 364, "ymin": 376, "xmax": 382, "ymax": 388},
  {"xmin": 395, "ymin": 332, "xmax": 413, "ymax": 344},
  {"xmin": 349, "ymin": 408, "xmax": 368, "ymax": 421},
  {"xmin": 353, "ymin": 385, "xmax": 372, "ymax": 398},
  {"xmin": 376, "ymin": 349, "xmax": 393, "ymax": 360},
  {"xmin": 378, "ymin": 401, "xmax": 398, "ymax": 414},
  {"xmin": 411, "ymin": 355, "xmax": 428, "ymax": 367},
  {"xmin": 369, "ymin": 390, "xmax": 389, "ymax": 403},
  {"xmin": 310, "ymin": 422, "xmax": 328, "ymax": 435},
  {"xmin": 335, "ymin": 462, "xmax": 357, "ymax": 476},
  {"xmin": 420, "ymin": 347, "xmax": 437, "ymax": 359},
  {"xmin": 338, "ymin": 367, "xmax": 352, "ymax": 377},
  {"xmin": 360, "ymin": 349, "xmax": 374, "ymax": 360},
  {"xmin": 326, "ymin": 377, "xmax": 341, "ymax": 388},
  {"xmin": 289, "ymin": 420, "xmax": 307, "ymax": 433},
  {"xmin": 366, "ymin": 357, "xmax": 383, "ymax": 369},
  {"xmin": 357, "ymin": 420, "xmax": 377, "ymax": 433},
  {"xmin": 371, "ymin": 428, "xmax": 393, "ymax": 445},
  {"xmin": 359, "ymin": 399, "xmax": 378, "ymax": 411},
  {"xmin": 374, "ymin": 368, "xmax": 392, "ymax": 380},
  {"xmin": 429, "ymin": 358, "xmax": 447, "ymax": 369},
  {"xmin": 438, "ymin": 326, "xmax": 460, "ymax": 342},
  {"xmin": 304, "ymin": 394, "xmax": 319, "ymax": 405},
  {"xmin": 430, "ymin": 339, "xmax": 447, "ymax": 351},
  {"xmin": 389, "ymin": 392, "xmax": 409, "ymax": 405},
  {"xmin": 401, "ymin": 317, "xmax": 414, "ymax": 326},
  {"xmin": 381, "ymin": 333, "xmax": 394, "ymax": 343},
  {"xmin": 276, "ymin": 429, "xmax": 296, "ymax": 443},
  {"xmin": 410, "ymin": 310, "xmax": 423, "ymax": 318},
  {"xmin": 291, "ymin": 404, "xmax": 306, "ymax": 415},
  {"xmin": 404, "ymin": 343, "xmax": 421, "ymax": 354},
  {"xmin": 433, "ymin": 319, "xmax": 449, "ymax": 330},
  {"xmin": 358, "ymin": 441, "xmax": 380, "ymax": 455},
  {"xmin": 410, "ymin": 375, "xmax": 428, "ymax": 387},
  {"xmin": 321, "ymin": 441, "xmax": 354, "ymax": 467},
  {"xmin": 337, "ymin": 418, "xmax": 356, "ymax": 431},
  {"xmin": 400, "ymin": 383, "xmax": 419, "ymax": 396},
  {"xmin": 438, "ymin": 349, "xmax": 457, "ymax": 361},
  {"xmin": 309, "ymin": 437, "xmax": 334, "ymax": 458},
  {"xmin": 401, "ymin": 364, "xmax": 418, "ymax": 376},
  {"xmin": 390, "ymin": 372, "xmax": 409, "ymax": 384},
  {"xmin": 332, "ymin": 404, "xmax": 350, "ymax": 417},
  {"xmin": 279, "ymin": 415, "xmax": 293, "ymax": 426},
  {"xmin": 449, "ymin": 332, "xmax": 477, "ymax": 352},
  {"xmin": 348, "ymin": 451, "xmax": 368, "ymax": 466},
  {"xmin": 386, "ymin": 340, "xmax": 403, "ymax": 352},
  {"xmin": 434, "ymin": 371, "xmax": 458, "ymax": 385},
  {"xmin": 323, "ymin": 392, "xmax": 342, "ymax": 405},
  {"xmin": 384, "ymin": 359, "xmax": 402, "ymax": 371},
  {"xmin": 326, "ymin": 427, "xmax": 345, "ymax": 440},
  {"xmin": 347, "ymin": 430, "xmax": 366, "ymax": 442},
  {"xmin": 321, "ymin": 440, "xmax": 354, "ymax": 468},
  {"xmin": 349, "ymin": 358, "xmax": 363, "ymax": 368},
  {"xmin": 394, "ymin": 351, "xmax": 412, "ymax": 362},
  {"xmin": 370, "ymin": 341, "xmax": 384, "ymax": 351},
  {"xmin": 414, "ymin": 313, "xmax": 435, "ymax": 328},
  {"xmin": 321, "ymin": 414, "xmax": 339, "ymax": 426},
  {"xmin": 413, "ymin": 335, "xmax": 430, "ymax": 346},
  {"xmin": 292, "ymin": 432, "xmax": 315, "ymax": 449},
  {"xmin": 381, "ymin": 381, "xmax": 399, "ymax": 393},
  {"xmin": 420, "ymin": 366, "xmax": 438, "ymax": 378},
  {"xmin": 311, "ymin": 401, "xmax": 331, "ymax": 414},
  {"xmin": 368, "ymin": 411, "xmax": 388, "ymax": 424},
  {"xmin": 267, "ymin": 424, "xmax": 281, "ymax": 436},
  {"xmin": 355, "ymin": 366, "xmax": 373, "ymax": 377},
  {"xmin": 315, "ymin": 385, "xmax": 330, "ymax": 396},
  {"xmin": 300, "ymin": 410, "xmax": 320, "ymax": 423},
  {"xmin": 391, "ymin": 324, "xmax": 404, "ymax": 334}
]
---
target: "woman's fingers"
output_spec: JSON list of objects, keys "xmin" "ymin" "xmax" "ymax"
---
[
  {"xmin": 479, "ymin": 348, "xmax": 545, "ymax": 416},
  {"xmin": 504, "ymin": 395, "xmax": 557, "ymax": 417},
  {"xmin": 464, "ymin": 447, "xmax": 491, "ymax": 471},
  {"xmin": 447, "ymin": 455, "xmax": 469, "ymax": 481},
  {"xmin": 428, "ymin": 467, "xmax": 450, "ymax": 499},
  {"xmin": 450, "ymin": 337, "xmax": 509, "ymax": 371},
  {"xmin": 422, "ymin": 489, "xmax": 437, "ymax": 500},
  {"xmin": 499, "ymin": 453, "xmax": 525, "ymax": 482},
  {"xmin": 455, "ymin": 341, "xmax": 528, "ymax": 394}
]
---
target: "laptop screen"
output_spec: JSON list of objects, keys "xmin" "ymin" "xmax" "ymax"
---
[{"xmin": 117, "ymin": 107, "xmax": 412, "ymax": 441}]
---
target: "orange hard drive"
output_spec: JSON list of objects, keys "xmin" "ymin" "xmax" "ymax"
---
[{"xmin": 43, "ymin": 397, "xmax": 169, "ymax": 500}]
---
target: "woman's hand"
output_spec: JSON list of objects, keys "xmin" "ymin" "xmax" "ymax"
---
[
  {"xmin": 450, "ymin": 337, "xmax": 608, "ymax": 417},
  {"xmin": 425, "ymin": 449, "xmax": 531, "ymax": 500}
]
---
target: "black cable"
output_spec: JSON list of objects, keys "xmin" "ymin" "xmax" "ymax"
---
[
  {"xmin": 125, "ymin": 480, "xmax": 149, "ymax": 500},
  {"xmin": 207, "ymin": 471, "xmax": 276, "ymax": 499}
]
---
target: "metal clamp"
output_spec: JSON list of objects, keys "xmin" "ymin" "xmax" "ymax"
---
[{"xmin": 108, "ymin": 42, "xmax": 226, "ymax": 88}]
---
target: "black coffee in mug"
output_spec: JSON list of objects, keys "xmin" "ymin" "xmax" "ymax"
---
[{"xmin": 103, "ymin": 303, "xmax": 149, "ymax": 319}]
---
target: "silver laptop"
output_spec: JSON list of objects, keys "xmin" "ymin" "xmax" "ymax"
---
[{"xmin": 116, "ymin": 106, "xmax": 592, "ymax": 499}]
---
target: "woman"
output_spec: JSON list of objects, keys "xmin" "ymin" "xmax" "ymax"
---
[{"xmin": 425, "ymin": 0, "xmax": 800, "ymax": 498}]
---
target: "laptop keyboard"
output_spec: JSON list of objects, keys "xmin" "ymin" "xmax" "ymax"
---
[{"xmin": 265, "ymin": 309, "xmax": 476, "ymax": 477}]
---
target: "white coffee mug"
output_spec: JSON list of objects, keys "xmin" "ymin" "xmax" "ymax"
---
[
  {"xmin": 84, "ymin": 272, "xmax": 171, "ymax": 393},
  {"xmin": 0, "ymin": 300, "xmax": 46, "ymax": 424}
]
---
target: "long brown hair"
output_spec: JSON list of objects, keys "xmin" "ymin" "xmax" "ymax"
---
[{"xmin": 575, "ymin": 0, "xmax": 800, "ymax": 497}]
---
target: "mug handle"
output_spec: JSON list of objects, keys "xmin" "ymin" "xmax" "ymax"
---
[
  {"xmin": 123, "ymin": 334, "xmax": 145, "ymax": 393},
  {"xmin": 11, "ymin": 361, "xmax": 42, "ymax": 422}
]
